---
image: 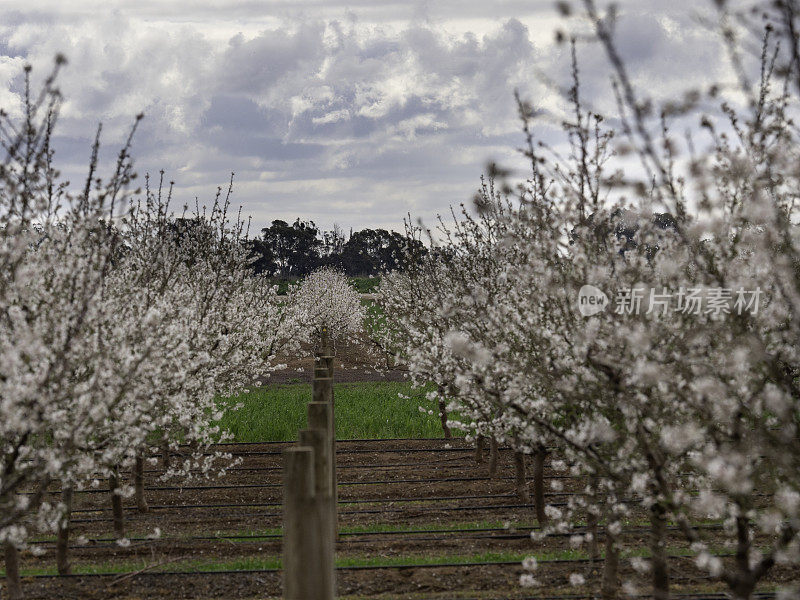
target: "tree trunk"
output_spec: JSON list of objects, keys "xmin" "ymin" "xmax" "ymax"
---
[
  {"xmin": 587, "ymin": 474, "xmax": 600, "ymax": 561},
  {"xmin": 109, "ymin": 469, "xmax": 125, "ymax": 539},
  {"xmin": 474, "ymin": 435, "xmax": 485, "ymax": 464},
  {"xmin": 134, "ymin": 454, "xmax": 148, "ymax": 513},
  {"xmin": 532, "ymin": 445, "xmax": 547, "ymax": 525},
  {"xmin": 4, "ymin": 542, "xmax": 22, "ymax": 600},
  {"xmin": 729, "ymin": 515, "xmax": 756, "ymax": 600},
  {"xmin": 162, "ymin": 439, "xmax": 171, "ymax": 471},
  {"xmin": 488, "ymin": 437, "xmax": 499, "ymax": 479},
  {"xmin": 437, "ymin": 398, "xmax": 451, "ymax": 439},
  {"xmin": 587, "ymin": 511, "xmax": 599, "ymax": 561},
  {"xmin": 650, "ymin": 502, "xmax": 669, "ymax": 600},
  {"xmin": 514, "ymin": 451, "xmax": 530, "ymax": 503},
  {"xmin": 601, "ymin": 529, "xmax": 620, "ymax": 600},
  {"xmin": 56, "ymin": 486, "xmax": 74, "ymax": 575}
]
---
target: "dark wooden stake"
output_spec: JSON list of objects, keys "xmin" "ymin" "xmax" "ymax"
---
[
  {"xmin": 650, "ymin": 502, "xmax": 669, "ymax": 600},
  {"xmin": 282, "ymin": 447, "xmax": 332, "ymax": 600},
  {"xmin": 436, "ymin": 385, "xmax": 451, "ymax": 439}
]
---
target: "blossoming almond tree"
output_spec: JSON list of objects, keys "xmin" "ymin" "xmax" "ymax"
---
[
  {"xmin": 377, "ymin": 192, "xmax": 561, "ymax": 507},
  {"xmin": 292, "ymin": 266, "xmax": 366, "ymax": 352},
  {"xmin": 0, "ymin": 62, "xmax": 170, "ymax": 596},
  {"xmin": 386, "ymin": 3, "xmax": 800, "ymax": 599},
  {"xmin": 1, "ymin": 65, "xmax": 302, "ymax": 596}
]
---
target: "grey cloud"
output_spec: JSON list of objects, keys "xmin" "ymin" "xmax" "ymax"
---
[{"xmin": 0, "ymin": 1, "xmax": 741, "ymax": 232}]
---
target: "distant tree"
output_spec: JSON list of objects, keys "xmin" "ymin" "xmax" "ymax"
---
[
  {"xmin": 340, "ymin": 228, "xmax": 422, "ymax": 276},
  {"xmin": 257, "ymin": 218, "xmax": 321, "ymax": 276},
  {"xmin": 321, "ymin": 223, "xmax": 346, "ymax": 258},
  {"xmin": 246, "ymin": 237, "xmax": 277, "ymax": 275},
  {"xmin": 248, "ymin": 218, "xmax": 427, "ymax": 277}
]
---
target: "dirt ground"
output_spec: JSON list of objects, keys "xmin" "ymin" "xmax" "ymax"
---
[
  {"xmin": 266, "ymin": 334, "xmax": 410, "ymax": 384},
  {"xmin": 9, "ymin": 438, "xmax": 798, "ymax": 599}
]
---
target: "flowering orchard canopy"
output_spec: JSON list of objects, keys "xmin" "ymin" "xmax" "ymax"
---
[
  {"xmin": 0, "ymin": 64, "xmax": 300, "ymax": 550},
  {"xmin": 379, "ymin": 3, "xmax": 800, "ymax": 599}
]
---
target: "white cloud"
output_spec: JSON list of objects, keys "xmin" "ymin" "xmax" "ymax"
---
[{"xmin": 0, "ymin": 1, "xmax": 739, "ymax": 232}]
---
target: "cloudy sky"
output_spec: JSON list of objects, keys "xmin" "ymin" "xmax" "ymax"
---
[{"xmin": 0, "ymin": 1, "xmax": 733, "ymax": 235}]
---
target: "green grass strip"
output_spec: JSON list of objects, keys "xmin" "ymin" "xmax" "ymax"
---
[{"xmin": 216, "ymin": 381, "xmax": 462, "ymax": 442}]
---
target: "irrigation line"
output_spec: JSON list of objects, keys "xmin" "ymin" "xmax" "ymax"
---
[
  {"xmin": 69, "ymin": 502, "xmax": 572, "ymax": 524},
  {"xmin": 35, "ymin": 523, "xmax": 726, "ymax": 551},
  {"xmin": 61, "ymin": 476, "xmax": 540, "ymax": 508},
  {"xmin": 69, "ymin": 475, "xmax": 529, "ymax": 496},
  {"xmin": 69, "ymin": 498, "xmax": 531, "ymax": 516},
  {"xmin": 64, "ymin": 484, "xmax": 768, "ymax": 512},
  {"xmin": 451, "ymin": 596, "xmax": 775, "ymax": 600},
  {"xmin": 29, "ymin": 470, "xmax": 649, "ymax": 496},
  {"xmin": 12, "ymin": 551, "xmax": 735, "ymax": 580},
  {"xmin": 57, "ymin": 476, "xmax": 609, "ymax": 495},
  {"xmin": 67, "ymin": 488, "xmax": 656, "ymax": 514},
  {"xmin": 71, "ymin": 492, "xmax": 698, "ymax": 520},
  {"xmin": 68, "ymin": 493, "xmax": 526, "ymax": 514},
  {"xmin": 33, "ymin": 460, "xmax": 519, "ymax": 495}
]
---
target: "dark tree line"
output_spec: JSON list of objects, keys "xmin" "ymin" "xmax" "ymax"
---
[{"xmin": 247, "ymin": 218, "xmax": 426, "ymax": 277}]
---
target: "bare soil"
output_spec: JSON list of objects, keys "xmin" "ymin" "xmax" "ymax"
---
[{"xmin": 8, "ymin": 439, "xmax": 798, "ymax": 599}]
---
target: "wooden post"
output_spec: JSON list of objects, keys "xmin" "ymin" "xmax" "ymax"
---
[
  {"xmin": 313, "ymin": 373, "xmax": 336, "ymax": 517},
  {"xmin": 282, "ymin": 447, "xmax": 333, "ymax": 600},
  {"xmin": 587, "ymin": 474, "xmax": 600, "ymax": 561},
  {"xmin": 601, "ymin": 528, "xmax": 620, "ymax": 600},
  {"xmin": 318, "ymin": 326, "xmax": 335, "ymax": 482},
  {"xmin": 650, "ymin": 502, "xmax": 670, "ymax": 600},
  {"xmin": 308, "ymin": 401, "xmax": 336, "ymax": 530},
  {"xmin": 299, "ymin": 428, "xmax": 335, "ymax": 597},
  {"xmin": 4, "ymin": 542, "xmax": 22, "ymax": 600},
  {"xmin": 162, "ymin": 439, "xmax": 171, "ymax": 471},
  {"xmin": 320, "ymin": 325, "xmax": 334, "ymax": 379}
]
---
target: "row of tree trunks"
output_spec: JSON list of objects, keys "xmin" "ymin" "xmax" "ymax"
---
[
  {"xmin": 53, "ymin": 453, "xmax": 155, "ymax": 586},
  {"xmin": 476, "ymin": 438, "xmax": 549, "ymax": 524}
]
